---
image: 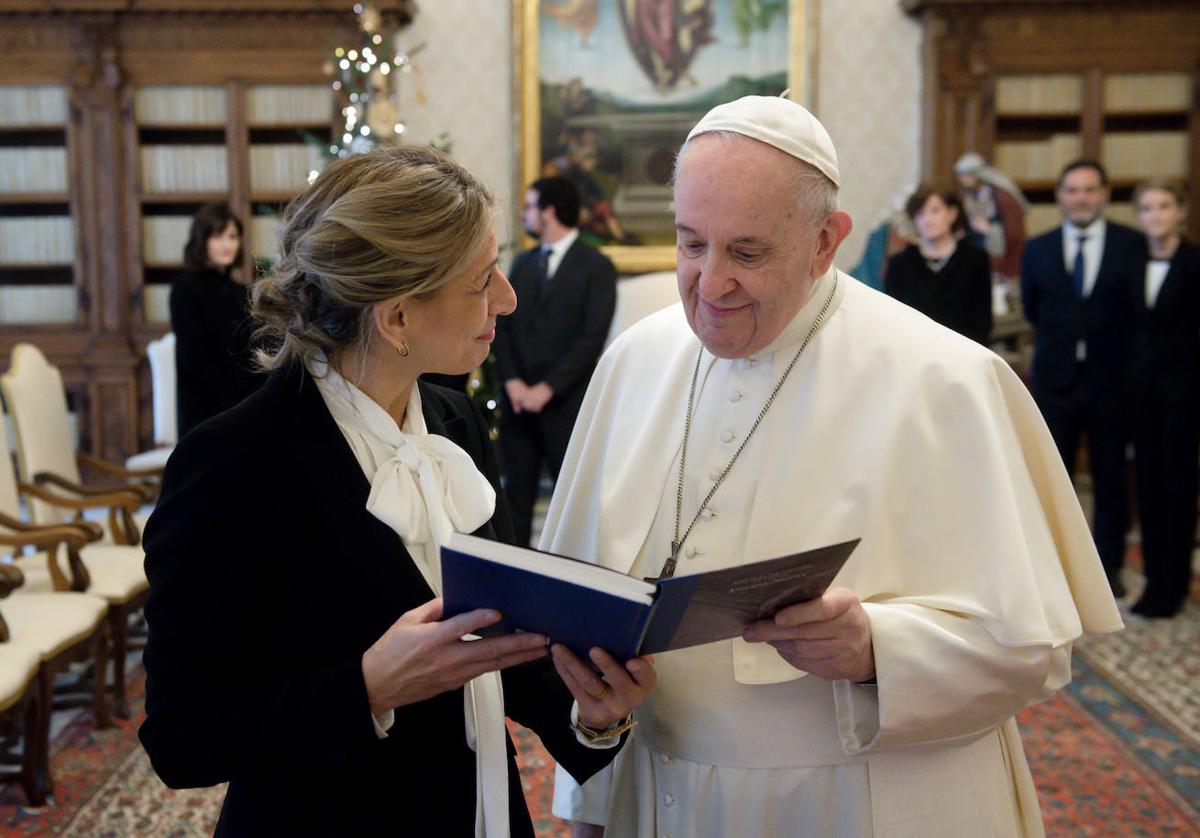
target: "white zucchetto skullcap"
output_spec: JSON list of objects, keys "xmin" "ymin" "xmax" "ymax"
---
[{"xmin": 685, "ymin": 95, "xmax": 841, "ymax": 188}]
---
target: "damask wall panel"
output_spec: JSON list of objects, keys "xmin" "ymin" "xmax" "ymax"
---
[
  {"xmin": 393, "ymin": 1, "xmax": 517, "ymax": 247},
  {"xmin": 817, "ymin": 0, "xmax": 921, "ymax": 269}
]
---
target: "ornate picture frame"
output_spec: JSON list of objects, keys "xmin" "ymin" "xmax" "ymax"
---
[{"xmin": 515, "ymin": 0, "xmax": 811, "ymax": 274}]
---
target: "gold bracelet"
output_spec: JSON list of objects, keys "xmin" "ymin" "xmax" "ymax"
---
[{"xmin": 571, "ymin": 713, "xmax": 638, "ymax": 744}]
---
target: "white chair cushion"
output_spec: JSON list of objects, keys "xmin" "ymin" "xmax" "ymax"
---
[
  {"xmin": 1, "ymin": 592, "xmax": 107, "ymax": 660},
  {"xmin": 125, "ymin": 446, "xmax": 172, "ymax": 471},
  {"xmin": 15, "ymin": 544, "xmax": 148, "ymax": 603},
  {"xmin": 0, "ymin": 641, "xmax": 41, "ymax": 712},
  {"xmin": 146, "ymin": 332, "xmax": 177, "ymax": 446}
]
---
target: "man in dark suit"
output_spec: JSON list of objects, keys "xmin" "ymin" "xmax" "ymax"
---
[
  {"xmin": 494, "ymin": 177, "xmax": 617, "ymax": 546},
  {"xmin": 1021, "ymin": 159, "xmax": 1145, "ymax": 596}
]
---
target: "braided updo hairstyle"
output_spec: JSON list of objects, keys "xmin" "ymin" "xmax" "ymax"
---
[{"xmin": 252, "ymin": 145, "xmax": 495, "ymax": 371}]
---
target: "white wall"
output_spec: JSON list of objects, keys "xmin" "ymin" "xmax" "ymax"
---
[
  {"xmin": 392, "ymin": 1, "xmax": 517, "ymax": 246},
  {"xmin": 395, "ymin": 0, "xmax": 922, "ymax": 271},
  {"xmin": 816, "ymin": 0, "xmax": 922, "ymax": 269}
]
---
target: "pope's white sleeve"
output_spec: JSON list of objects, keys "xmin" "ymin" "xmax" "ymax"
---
[
  {"xmin": 553, "ymin": 761, "xmax": 614, "ymax": 825},
  {"xmin": 832, "ymin": 602, "xmax": 1072, "ymax": 753}
]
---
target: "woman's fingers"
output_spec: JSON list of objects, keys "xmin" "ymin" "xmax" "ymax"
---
[
  {"xmin": 462, "ymin": 643, "xmax": 550, "ymax": 681},
  {"xmin": 399, "ymin": 597, "xmax": 444, "ymax": 625},
  {"xmin": 435, "ymin": 607, "xmax": 505, "ymax": 641}
]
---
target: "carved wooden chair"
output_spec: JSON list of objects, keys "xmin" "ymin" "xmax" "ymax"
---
[
  {"xmin": 0, "ymin": 561, "xmax": 109, "ymax": 805},
  {"xmin": 0, "ymin": 417, "xmax": 146, "ymax": 721},
  {"xmin": 125, "ymin": 332, "xmax": 176, "ymax": 472},
  {"xmin": 0, "ymin": 344, "xmax": 159, "ymax": 544},
  {"xmin": 0, "ymin": 580, "xmax": 42, "ymax": 805}
]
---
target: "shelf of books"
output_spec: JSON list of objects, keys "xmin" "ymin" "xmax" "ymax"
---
[
  {"xmin": 134, "ymin": 85, "xmax": 230, "ymax": 324},
  {"xmin": 993, "ymin": 71, "xmax": 1193, "ymax": 238},
  {"xmin": 130, "ymin": 84, "xmax": 332, "ymax": 323},
  {"xmin": 246, "ymin": 83, "xmax": 331, "ymax": 276},
  {"xmin": 0, "ymin": 85, "xmax": 78, "ymax": 325}
]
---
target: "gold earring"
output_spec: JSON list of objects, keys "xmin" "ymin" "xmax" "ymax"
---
[{"xmin": 397, "ymin": 341, "xmax": 410, "ymax": 358}]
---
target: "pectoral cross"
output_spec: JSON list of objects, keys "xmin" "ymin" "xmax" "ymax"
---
[{"xmin": 658, "ymin": 541, "xmax": 682, "ymax": 581}]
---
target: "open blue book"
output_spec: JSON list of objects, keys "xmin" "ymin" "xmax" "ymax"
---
[{"xmin": 441, "ymin": 533, "xmax": 860, "ymax": 661}]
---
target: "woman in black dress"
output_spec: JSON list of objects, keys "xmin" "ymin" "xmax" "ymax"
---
[
  {"xmin": 884, "ymin": 184, "xmax": 993, "ymax": 345},
  {"xmin": 169, "ymin": 202, "xmax": 261, "ymax": 437},
  {"xmin": 1130, "ymin": 180, "xmax": 1198, "ymax": 618}
]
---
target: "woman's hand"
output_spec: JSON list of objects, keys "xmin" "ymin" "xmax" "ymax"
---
[
  {"xmin": 361, "ymin": 597, "xmax": 549, "ymax": 715},
  {"xmin": 550, "ymin": 645, "xmax": 656, "ymax": 731}
]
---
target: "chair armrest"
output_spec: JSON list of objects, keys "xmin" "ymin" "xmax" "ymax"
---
[
  {"xmin": 0, "ymin": 511, "xmax": 34, "ymax": 532},
  {"xmin": 0, "ymin": 525, "xmax": 89, "ymax": 551},
  {"xmin": 0, "ymin": 564, "xmax": 23, "ymax": 640},
  {"xmin": 23, "ymin": 477, "xmax": 144, "ymax": 509},
  {"xmin": 0, "ymin": 563, "xmax": 23, "ymax": 597},
  {"xmin": 0, "ymin": 527, "xmax": 90, "ymax": 592},
  {"xmin": 78, "ymin": 452, "xmax": 164, "ymax": 482},
  {"xmin": 34, "ymin": 471, "xmax": 155, "ymax": 504},
  {"xmin": 0, "ymin": 510, "xmax": 102, "ymax": 545},
  {"xmin": 17, "ymin": 480, "xmax": 143, "ymax": 547}
]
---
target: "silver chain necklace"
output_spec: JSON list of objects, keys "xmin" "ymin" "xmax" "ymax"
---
[{"xmin": 658, "ymin": 270, "xmax": 840, "ymax": 580}]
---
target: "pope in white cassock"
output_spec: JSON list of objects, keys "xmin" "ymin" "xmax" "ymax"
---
[{"xmin": 546, "ymin": 96, "xmax": 1124, "ymax": 837}]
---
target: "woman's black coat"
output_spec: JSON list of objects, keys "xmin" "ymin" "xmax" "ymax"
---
[{"xmin": 138, "ymin": 366, "xmax": 618, "ymax": 836}]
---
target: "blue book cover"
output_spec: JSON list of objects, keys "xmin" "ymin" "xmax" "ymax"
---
[{"xmin": 441, "ymin": 534, "xmax": 860, "ymax": 661}]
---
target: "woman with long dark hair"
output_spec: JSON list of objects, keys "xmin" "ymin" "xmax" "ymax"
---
[{"xmin": 169, "ymin": 202, "xmax": 260, "ymax": 437}]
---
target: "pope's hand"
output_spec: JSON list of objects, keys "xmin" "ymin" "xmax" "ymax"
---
[
  {"xmin": 551, "ymin": 645, "xmax": 656, "ymax": 731},
  {"xmin": 361, "ymin": 598, "xmax": 549, "ymax": 716},
  {"xmin": 742, "ymin": 587, "xmax": 875, "ymax": 683}
]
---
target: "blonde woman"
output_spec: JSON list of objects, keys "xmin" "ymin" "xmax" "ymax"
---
[
  {"xmin": 139, "ymin": 146, "xmax": 655, "ymax": 835},
  {"xmin": 1130, "ymin": 180, "xmax": 1198, "ymax": 618}
]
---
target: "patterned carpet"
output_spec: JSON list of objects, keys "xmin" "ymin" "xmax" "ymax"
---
[{"xmin": 0, "ymin": 593, "xmax": 1194, "ymax": 836}]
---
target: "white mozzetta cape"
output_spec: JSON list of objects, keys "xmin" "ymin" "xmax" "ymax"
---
[{"xmin": 544, "ymin": 271, "xmax": 1122, "ymax": 837}]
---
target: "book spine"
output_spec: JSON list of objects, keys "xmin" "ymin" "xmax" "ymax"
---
[
  {"xmin": 0, "ymin": 148, "xmax": 69, "ymax": 193},
  {"xmin": 0, "ymin": 85, "xmax": 68, "ymax": 126},
  {"xmin": 142, "ymin": 285, "xmax": 171, "ymax": 325},
  {"xmin": 0, "ymin": 286, "xmax": 76, "ymax": 324},
  {"xmin": 1104, "ymin": 73, "xmax": 1190, "ymax": 113},
  {"xmin": 247, "ymin": 85, "xmax": 331, "ymax": 126},
  {"xmin": 135, "ymin": 86, "xmax": 227, "ymax": 125},
  {"xmin": 250, "ymin": 215, "xmax": 282, "ymax": 262},
  {"xmin": 0, "ymin": 217, "xmax": 73, "ymax": 264},
  {"xmin": 141, "ymin": 145, "xmax": 228, "ymax": 193},
  {"xmin": 142, "ymin": 216, "xmax": 191, "ymax": 264}
]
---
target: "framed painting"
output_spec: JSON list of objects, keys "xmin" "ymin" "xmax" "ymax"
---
[{"xmin": 515, "ymin": 0, "xmax": 811, "ymax": 273}]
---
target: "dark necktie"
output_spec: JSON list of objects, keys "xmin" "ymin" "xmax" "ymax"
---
[
  {"xmin": 1072, "ymin": 234, "xmax": 1088, "ymax": 298},
  {"xmin": 535, "ymin": 246, "xmax": 550, "ymax": 284}
]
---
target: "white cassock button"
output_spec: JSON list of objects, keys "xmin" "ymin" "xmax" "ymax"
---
[
  {"xmin": 700, "ymin": 508, "xmax": 715, "ymax": 520},
  {"xmin": 685, "ymin": 545, "xmax": 698, "ymax": 558},
  {"xmin": 728, "ymin": 390, "xmax": 743, "ymax": 402},
  {"xmin": 709, "ymin": 468, "xmax": 721, "ymax": 481},
  {"xmin": 721, "ymin": 430, "xmax": 735, "ymax": 443},
  {"xmin": 663, "ymin": 794, "xmax": 675, "ymax": 807},
  {"xmin": 737, "ymin": 358, "xmax": 749, "ymax": 370},
  {"xmin": 659, "ymin": 753, "xmax": 671, "ymax": 764}
]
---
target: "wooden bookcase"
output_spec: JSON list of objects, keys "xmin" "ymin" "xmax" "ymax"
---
[
  {"xmin": 0, "ymin": 2, "xmax": 371, "ymax": 461},
  {"xmin": 0, "ymin": 85, "xmax": 79, "ymax": 328},
  {"xmin": 126, "ymin": 83, "xmax": 331, "ymax": 325},
  {"xmin": 903, "ymin": 0, "xmax": 1200, "ymax": 241}
]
